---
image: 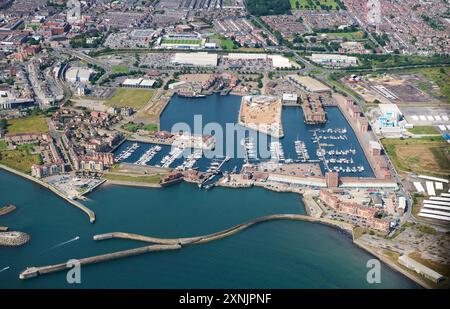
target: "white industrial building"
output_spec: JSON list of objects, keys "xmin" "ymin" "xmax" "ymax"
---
[
  {"xmin": 267, "ymin": 175, "xmax": 327, "ymax": 187},
  {"xmin": 310, "ymin": 53, "xmax": 358, "ymax": 67},
  {"xmin": 282, "ymin": 93, "xmax": 298, "ymax": 104},
  {"xmin": 171, "ymin": 52, "xmax": 218, "ymax": 67},
  {"xmin": 223, "ymin": 53, "xmax": 293, "ymax": 68},
  {"xmin": 121, "ymin": 78, "xmax": 156, "ymax": 88},
  {"xmin": 65, "ymin": 67, "xmax": 93, "ymax": 84}
]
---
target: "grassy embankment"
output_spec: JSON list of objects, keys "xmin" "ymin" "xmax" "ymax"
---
[{"xmin": 290, "ymin": 0, "xmax": 341, "ymax": 10}]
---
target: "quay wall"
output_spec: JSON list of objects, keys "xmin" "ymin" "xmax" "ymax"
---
[
  {"xmin": 333, "ymin": 95, "xmax": 383, "ymax": 179},
  {"xmin": 128, "ymin": 137, "xmax": 172, "ymax": 146},
  {"xmin": 103, "ymin": 179, "xmax": 162, "ymax": 188},
  {"xmin": 0, "ymin": 164, "xmax": 96, "ymax": 223}
]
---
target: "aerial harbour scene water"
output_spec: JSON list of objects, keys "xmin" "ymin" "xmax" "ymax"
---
[
  {"xmin": 0, "ymin": 93, "xmax": 430, "ymax": 289},
  {"xmin": 1, "ymin": 0, "xmax": 450, "ymax": 297}
]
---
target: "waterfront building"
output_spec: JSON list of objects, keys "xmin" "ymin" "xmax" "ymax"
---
[
  {"xmin": 369, "ymin": 141, "xmax": 382, "ymax": 156},
  {"xmin": 282, "ymin": 93, "xmax": 298, "ymax": 105},
  {"xmin": 301, "ymin": 93, "xmax": 327, "ymax": 124},
  {"xmin": 31, "ymin": 162, "xmax": 65, "ymax": 178},
  {"xmin": 78, "ymin": 152, "xmax": 114, "ymax": 172},
  {"xmin": 326, "ymin": 172, "xmax": 339, "ymax": 188}
]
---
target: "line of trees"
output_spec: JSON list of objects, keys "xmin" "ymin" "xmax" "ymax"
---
[{"xmin": 245, "ymin": 0, "xmax": 291, "ymax": 16}]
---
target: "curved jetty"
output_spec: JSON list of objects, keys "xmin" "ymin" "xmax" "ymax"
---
[
  {"xmin": 0, "ymin": 204, "xmax": 16, "ymax": 216},
  {"xmin": 94, "ymin": 214, "xmax": 327, "ymax": 246},
  {"xmin": 20, "ymin": 214, "xmax": 353, "ymax": 280},
  {"xmin": 19, "ymin": 244, "xmax": 180, "ymax": 280},
  {"xmin": 0, "ymin": 231, "xmax": 30, "ymax": 247}
]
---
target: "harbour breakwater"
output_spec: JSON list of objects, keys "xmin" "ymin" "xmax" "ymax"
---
[
  {"xmin": 19, "ymin": 214, "xmax": 354, "ymax": 280},
  {"xmin": 94, "ymin": 214, "xmax": 354, "ymax": 245},
  {"xmin": 0, "ymin": 205, "xmax": 16, "ymax": 216},
  {"xmin": 19, "ymin": 244, "xmax": 181, "ymax": 280},
  {"xmin": 0, "ymin": 164, "xmax": 95, "ymax": 223},
  {"xmin": 0, "ymin": 231, "xmax": 30, "ymax": 247}
]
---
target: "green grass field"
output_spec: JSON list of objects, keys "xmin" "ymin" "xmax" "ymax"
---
[
  {"xmin": 103, "ymin": 173, "xmax": 162, "ymax": 184},
  {"xmin": 161, "ymin": 38, "xmax": 201, "ymax": 46},
  {"xmin": 0, "ymin": 144, "xmax": 42, "ymax": 174},
  {"xmin": 122, "ymin": 122, "xmax": 158, "ymax": 132},
  {"xmin": 6, "ymin": 115, "xmax": 48, "ymax": 134},
  {"xmin": 382, "ymin": 137, "xmax": 450, "ymax": 177},
  {"xmin": 290, "ymin": 0, "xmax": 340, "ymax": 10},
  {"xmin": 0, "ymin": 140, "xmax": 7, "ymax": 150},
  {"xmin": 407, "ymin": 126, "xmax": 439, "ymax": 135},
  {"xmin": 209, "ymin": 34, "xmax": 237, "ymax": 50},
  {"xmin": 321, "ymin": 31, "xmax": 365, "ymax": 40},
  {"xmin": 221, "ymin": 38, "xmax": 236, "ymax": 50},
  {"xmin": 105, "ymin": 88, "xmax": 155, "ymax": 110},
  {"xmin": 111, "ymin": 65, "xmax": 129, "ymax": 73}
]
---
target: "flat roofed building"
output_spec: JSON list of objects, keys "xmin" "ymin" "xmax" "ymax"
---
[
  {"xmin": 121, "ymin": 78, "xmax": 156, "ymax": 88},
  {"xmin": 282, "ymin": 93, "xmax": 298, "ymax": 104},
  {"xmin": 223, "ymin": 53, "xmax": 292, "ymax": 68},
  {"xmin": 268, "ymin": 55, "xmax": 292, "ymax": 68},
  {"xmin": 311, "ymin": 53, "xmax": 358, "ymax": 67},
  {"xmin": 65, "ymin": 67, "xmax": 92, "ymax": 84},
  {"xmin": 171, "ymin": 52, "xmax": 218, "ymax": 67},
  {"xmin": 378, "ymin": 103, "xmax": 402, "ymax": 128}
]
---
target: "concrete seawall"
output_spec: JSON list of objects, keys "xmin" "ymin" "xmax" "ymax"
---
[
  {"xmin": 19, "ymin": 213, "xmax": 353, "ymax": 280},
  {"xmin": 94, "ymin": 214, "xmax": 354, "ymax": 246},
  {"xmin": 103, "ymin": 179, "xmax": 162, "ymax": 188},
  {"xmin": 19, "ymin": 244, "xmax": 181, "ymax": 280},
  {"xmin": 0, "ymin": 164, "xmax": 95, "ymax": 223}
]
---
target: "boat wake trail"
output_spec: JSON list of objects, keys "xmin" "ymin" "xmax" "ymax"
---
[
  {"xmin": 50, "ymin": 236, "xmax": 80, "ymax": 250},
  {"xmin": 0, "ymin": 266, "xmax": 10, "ymax": 273},
  {"xmin": 37, "ymin": 236, "xmax": 80, "ymax": 256}
]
